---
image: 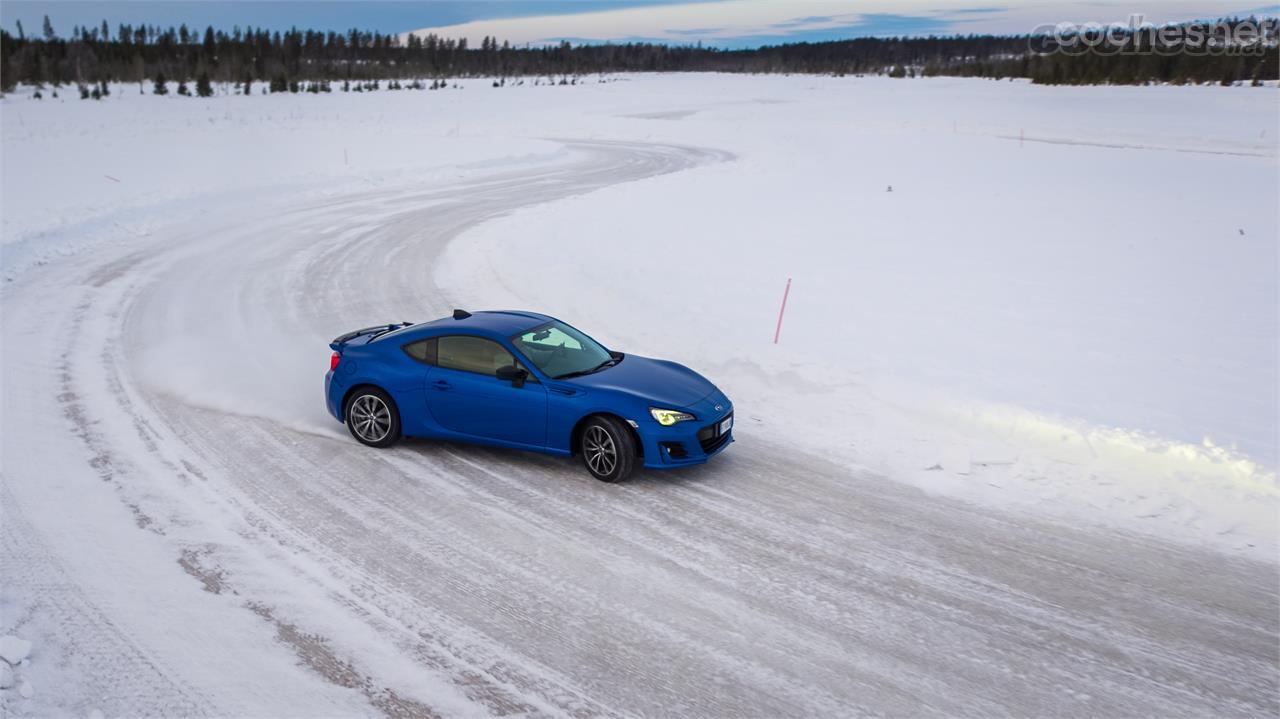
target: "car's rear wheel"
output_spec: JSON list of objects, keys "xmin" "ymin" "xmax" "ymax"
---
[
  {"xmin": 580, "ymin": 415, "xmax": 636, "ymax": 482},
  {"xmin": 345, "ymin": 387, "xmax": 401, "ymax": 448}
]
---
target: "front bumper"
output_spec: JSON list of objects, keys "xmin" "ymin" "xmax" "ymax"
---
[{"xmin": 637, "ymin": 405, "xmax": 734, "ymax": 469}]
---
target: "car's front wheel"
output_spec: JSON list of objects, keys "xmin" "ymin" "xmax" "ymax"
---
[
  {"xmin": 580, "ymin": 415, "xmax": 636, "ymax": 482},
  {"xmin": 345, "ymin": 387, "xmax": 401, "ymax": 448}
]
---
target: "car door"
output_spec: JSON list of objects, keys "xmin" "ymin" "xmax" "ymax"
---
[{"xmin": 425, "ymin": 334, "xmax": 547, "ymax": 447}]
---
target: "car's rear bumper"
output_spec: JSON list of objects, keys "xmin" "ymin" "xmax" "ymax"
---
[
  {"xmin": 638, "ymin": 410, "xmax": 734, "ymax": 469},
  {"xmin": 325, "ymin": 370, "xmax": 344, "ymax": 422}
]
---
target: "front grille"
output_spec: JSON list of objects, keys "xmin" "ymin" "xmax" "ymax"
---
[{"xmin": 697, "ymin": 412, "xmax": 733, "ymax": 454}]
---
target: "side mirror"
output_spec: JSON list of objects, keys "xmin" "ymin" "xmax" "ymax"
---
[{"xmin": 496, "ymin": 365, "xmax": 528, "ymax": 388}]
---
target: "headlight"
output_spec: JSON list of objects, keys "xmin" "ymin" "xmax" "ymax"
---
[{"xmin": 650, "ymin": 407, "xmax": 695, "ymax": 426}]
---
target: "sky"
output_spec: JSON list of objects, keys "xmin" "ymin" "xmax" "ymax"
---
[{"xmin": 2, "ymin": 0, "xmax": 1275, "ymax": 48}]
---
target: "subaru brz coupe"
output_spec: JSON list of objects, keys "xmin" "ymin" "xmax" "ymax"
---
[{"xmin": 325, "ymin": 310, "xmax": 733, "ymax": 482}]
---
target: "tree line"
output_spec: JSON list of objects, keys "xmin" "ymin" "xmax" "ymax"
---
[{"xmin": 1, "ymin": 15, "xmax": 1275, "ymax": 94}]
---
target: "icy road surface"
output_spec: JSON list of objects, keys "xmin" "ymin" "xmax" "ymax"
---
[{"xmin": 2, "ymin": 135, "xmax": 1276, "ymax": 716}]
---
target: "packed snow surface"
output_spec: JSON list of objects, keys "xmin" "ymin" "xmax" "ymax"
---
[
  {"xmin": 0, "ymin": 636, "xmax": 31, "ymax": 666},
  {"xmin": 1, "ymin": 74, "xmax": 1276, "ymax": 716}
]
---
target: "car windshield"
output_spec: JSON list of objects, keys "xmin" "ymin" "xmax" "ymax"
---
[{"xmin": 511, "ymin": 321, "xmax": 615, "ymax": 379}]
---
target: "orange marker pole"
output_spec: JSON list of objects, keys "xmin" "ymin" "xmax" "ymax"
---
[{"xmin": 774, "ymin": 277, "xmax": 792, "ymax": 344}]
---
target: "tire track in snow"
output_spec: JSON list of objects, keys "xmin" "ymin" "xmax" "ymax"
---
[
  {"xmin": 5, "ymin": 139, "xmax": 1277, "ymax": 716},
  {"xmin": 136, "ymin": 139, "xmax": 1275, "ymax": 716},
  {"xmin": 86, "ymin": 141, "xmax": 732, "ymax": 717},
  {"xmin": 0, "ymin": 481, "xmax": 208, "ymax": 717}
]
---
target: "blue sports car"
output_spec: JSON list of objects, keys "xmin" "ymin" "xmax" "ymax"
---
[{"xmin": 325, "ymin": 310, "xmax": 733, "ymax": 482}]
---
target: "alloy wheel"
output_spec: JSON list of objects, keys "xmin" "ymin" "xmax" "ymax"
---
[
  {"xmin": 350, "ymin": 394, "xmax": 392, "ymax": 443},
  {"xmin": 583, "ymin": 425, "xmax": 617, "ymax": 477}
]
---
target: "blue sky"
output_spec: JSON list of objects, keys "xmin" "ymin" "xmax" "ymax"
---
[
  {"xmin": 1, "ymin": 1, "xmax": 1272, "ymax": 48},
  {"xmin": 0, "ymin": 1, "xmax": 707, "ymax": 36}
]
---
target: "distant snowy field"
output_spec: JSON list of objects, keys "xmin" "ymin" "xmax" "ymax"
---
[{"xmin": 2, "ymin": 74, "xmax": 1277, "ymax": 715}]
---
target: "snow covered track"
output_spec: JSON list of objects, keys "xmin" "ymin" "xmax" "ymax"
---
[{"xmin": 2, "ymin": 97, "xmax": 1278, "ymax": 714}]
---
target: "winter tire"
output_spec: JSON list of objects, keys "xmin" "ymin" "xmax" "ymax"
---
[
  {"xmin": 345, "ymin": 387, "xmax": 402, "ymax": 448},
  {"xmin": 580, "ymin": 415, "xmax": 636, "ymax": 482}
]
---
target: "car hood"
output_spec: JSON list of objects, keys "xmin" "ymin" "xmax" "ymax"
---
[{"xmin": 565, "ymin": 354, "xmax": 716, "ymax": 409}]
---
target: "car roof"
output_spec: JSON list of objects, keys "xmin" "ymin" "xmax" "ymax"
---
[{"xmin": 409, "ymin": 310, "xmax": 554, "ymax": 338}]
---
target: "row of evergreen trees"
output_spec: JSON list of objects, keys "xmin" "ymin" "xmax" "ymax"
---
[
  {"xmin": 31, "ymin": 70, "xmax": 580, "ymax": 100},
  {"xmin": 150, "ymin": 72, "xmax": 213, "ymax": 96},
  {"xmin": 2, "ymin": 15, "xmax": 1276, "ymax": 92}
]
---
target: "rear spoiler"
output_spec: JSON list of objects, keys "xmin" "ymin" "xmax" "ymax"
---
[{"xmin": 330, "ymin": 322, "xmax": 412, "ymax": 351}]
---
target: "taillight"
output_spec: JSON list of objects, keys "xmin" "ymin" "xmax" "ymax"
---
[{"xmin": 330, "ymin": 351, "xmax": 341, "ymax": 371}]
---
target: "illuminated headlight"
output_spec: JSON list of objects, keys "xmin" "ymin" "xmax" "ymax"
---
[{"xmin": 650, "ymin": 407, "xmax": 695, "ymax": 426}]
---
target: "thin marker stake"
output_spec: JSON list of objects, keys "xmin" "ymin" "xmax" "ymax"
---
[{"xmin": 774, "ymin": 277, "xmax": 792, "ymax": 344}]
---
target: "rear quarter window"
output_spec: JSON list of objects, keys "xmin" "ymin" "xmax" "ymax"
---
[{"xmin": 402, "ymin": 338, "xmax": 438, "ymax": 365}]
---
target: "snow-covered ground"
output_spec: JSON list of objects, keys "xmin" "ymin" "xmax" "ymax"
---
[
  {"xmin": 437, "ymin": 76, "xmax": 1279, "ymax": 554},
  {"xmin": 1, "ymin": 75, "xmax": 1277, "ymax": 716}
]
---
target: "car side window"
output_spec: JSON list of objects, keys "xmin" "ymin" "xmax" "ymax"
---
[
  {"xmin": 436, "ymin": 335, "xmax": 538, "ymax": 382},
  {"xmin": 402, "ymin": 338, "xmax": 437, "ymax": 365}
]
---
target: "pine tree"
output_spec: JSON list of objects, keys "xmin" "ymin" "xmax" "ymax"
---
[
  {"xmin": 0, "ymin": 14, "xmax": 1274, "ymax": 90},
  {"xmin": 196, "ymin": 71, "xmax": 212, "ymax": 97},
  {"xmin": 243, "ymin": 74, "xmax": 253, "ymax": 94},
  {"xmin": 153, "ymin": 72, "xmax": 168, "ymax": 95},
  {"xmin": 177, "ymin": 79, "xmax": 189, "ymax": 95}
]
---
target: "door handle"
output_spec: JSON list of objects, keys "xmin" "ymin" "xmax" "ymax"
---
[{"xmin": 433, "ymin": 380, "xmax": 451, "ymax": 390}]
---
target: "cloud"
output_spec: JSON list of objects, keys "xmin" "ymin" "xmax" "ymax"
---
[{"xmin": 405, "ymin": 0, "xmax": 1268, "ymax": 47}]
